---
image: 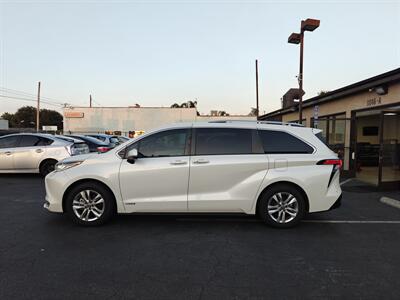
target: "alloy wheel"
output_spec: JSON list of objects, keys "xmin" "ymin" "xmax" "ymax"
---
[
  {"xmin": 72, "ymin": 190, "xmax": 105, "ymax": 222},
  {"xmin": 267, "ymin": 192, "xmax": 299, "ymax": 224}
]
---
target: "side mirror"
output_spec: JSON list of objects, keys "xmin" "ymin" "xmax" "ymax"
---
[{"xmin": 126, "ymin": 148, "xmax": 138, "ymax": 164}]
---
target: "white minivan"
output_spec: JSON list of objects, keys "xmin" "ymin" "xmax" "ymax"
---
[{"xmin": 44, "ymin": 121, "xmax": 342, "ymax": 228}]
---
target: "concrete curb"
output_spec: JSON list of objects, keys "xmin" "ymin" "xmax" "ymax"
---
[{"xmin": 380, "ymin": 197, "xmax": 400, "ymax": 209}]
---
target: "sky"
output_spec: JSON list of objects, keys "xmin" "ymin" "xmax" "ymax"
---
[{"xmin": 0, "ymin": 0, "xmax": 399, "ymax": 116}]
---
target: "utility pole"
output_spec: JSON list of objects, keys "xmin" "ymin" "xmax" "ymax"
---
[
  {"xmin": 255, "ymin": 59, "xmax": 259, "ymax": 118},
  {"xmin": 90, "ymin": 94, "xmax": 92, "ymax": 108},
  {"xmin": 36, "ymin": 81, "xmax": 41, "ymax": 132}
]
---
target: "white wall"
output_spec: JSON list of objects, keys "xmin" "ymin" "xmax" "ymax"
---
[
  {"xmin": 0, "ymin": 119, "xmax": 9, "ymax": 130},
  {"xmin": 63, "ymin": 107, "xmax": 256, "ymax": 134}
]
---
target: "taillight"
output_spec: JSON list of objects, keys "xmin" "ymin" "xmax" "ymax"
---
[
  {"xmin": 318, "ymin": 159, "xmax": 342, "ymax": 188},
  {"xmin": 97, "ymin": 146, "xmax": 110, "ymax": 153},
  {"xmin": 317, "ymin": 159, "xmax": 342, "ymax": 169},
  {"xmin": 65, "ymin": 145, "xmax": 72, "ymax": 155}
]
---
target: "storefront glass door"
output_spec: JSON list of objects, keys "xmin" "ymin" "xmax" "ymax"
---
[{"xmin": 379, "ymin": 111, "xmax": 400, "ymax": 185}]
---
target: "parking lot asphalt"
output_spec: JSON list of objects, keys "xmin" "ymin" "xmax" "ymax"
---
[{"xmin": 1, "ymin": 175, "xmax": 400, "ymax": 300}]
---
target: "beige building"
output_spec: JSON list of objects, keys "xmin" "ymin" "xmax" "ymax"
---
[
  {"xmin": 63, "ymin": 106, "xmax": 255, "ymax": 137},
  {"xmin": 260, "ymin": 68, "xmax": 400, "ymax": 189}
]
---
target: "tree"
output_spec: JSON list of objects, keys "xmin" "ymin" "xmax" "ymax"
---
[
  {"xmin": 1, "ymin": 106, "xmax": 63, "ymax": 129},
  {"xmin": 0, "ymin": 112, "xmax": 16, "ymax": 127},
  {"xmin": 187, "ymin": 101, "xmax": 197, "ymax": 108},
  {"xmin": 40, "ymin": 108, "xmax": 63, "ymax": 129},
  {"xmin": 248, "ymin": 108, "xmax": 258, "ymax": 116},
  {"xmin": 170, "ymin": 101, "xmax": 198, "ymax": 108},
  {"xmin": 13, "ymin": 106, "xmax": 36, "ymax": 128},
  {"xmin": 318, "ymin": 90, "xmax": 330, "ymax": 96}
]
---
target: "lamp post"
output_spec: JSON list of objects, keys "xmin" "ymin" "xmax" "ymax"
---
[{"xmin": 288, "ymin": 18, "xmax": 320, "ymax": 123}]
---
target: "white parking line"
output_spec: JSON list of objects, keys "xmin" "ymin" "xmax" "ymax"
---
[
  {"xmin": 302, "ymin": 220, "xmax": 400, "ymax": 224},
  {"xmin": 380, "ymin": 197, "xmax": 400, "ymax": 210},
  {"xmin": 340, "ymin": 178, "xmax": 353, "ymax": 186},
  {"xmin": 176, "ymin": 218, "xmax": 260, "ymax": 222},
  {"xmin": 176, "ymin": 218, "xmax": 400, "ymax": 224}
]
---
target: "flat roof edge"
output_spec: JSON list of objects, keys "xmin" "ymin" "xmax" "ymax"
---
[{"xmin": 260, "ymin": 67, "xmax": 400, "ymax": 118}]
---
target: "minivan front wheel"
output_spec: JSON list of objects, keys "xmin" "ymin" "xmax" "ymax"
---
[
  {"xmin": 258, "ymin": 184, "xmax": 306, "ymax": 228},
  {"xmin": 65, "ymin": 182, "xmax": 115, "ymax": 226}
]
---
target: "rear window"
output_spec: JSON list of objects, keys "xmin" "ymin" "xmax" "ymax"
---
[
  {"xmin": 92, "ymin": 135, "xmax": 106, "ymax": 142},
  {"xmin": 70, "ymin": 135, "xmax": 108, "ymax": 145},
  {"xmin": 110, "ymin": 137, "xmax": 120, "ymax": 144},
  {"xmin": 195, "ymin": 128, "xmax": 252, "ymax": 155},
  {"xmin": 258, "ymin": 130, "xmax": 314, "ymax": 154}
]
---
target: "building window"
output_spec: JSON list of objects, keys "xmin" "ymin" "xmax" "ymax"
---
[{"xmin": 312, "ymin": 113, "xmax": 348, "ymax": 161}]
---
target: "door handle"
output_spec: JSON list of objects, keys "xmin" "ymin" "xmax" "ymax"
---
[
  {"xmin": 4, "ymin": 151, "xmax": 12, "ymax": 156},
  {"xmin": 170, "ymin": 160, "xmax": 187, "ymax": 165},
  {"xmin": 35, "ymin": 149, "xmax": 43, "ymax": 153},
  {"xmin": 192, "ymin": 159, "xmax": 209, "ymax": 164}
]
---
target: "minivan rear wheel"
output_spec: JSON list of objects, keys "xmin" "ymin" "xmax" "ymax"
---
[
  {"xmin": 258, "ymin": 184, "xmax": 306, "ymax": 228},
  {"xmin": 65, "ymin": 182, "xmax": 116, "ymax": 226}
]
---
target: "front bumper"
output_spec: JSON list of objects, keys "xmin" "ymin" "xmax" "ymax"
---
[{"xmin": 44, "ymin": 171, "xmax": 70, "ymax": 213}]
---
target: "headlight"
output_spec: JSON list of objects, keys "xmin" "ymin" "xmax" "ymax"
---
[{"xmin": 54, "ymin": 161, "xmax": 83, "ymax": 172}]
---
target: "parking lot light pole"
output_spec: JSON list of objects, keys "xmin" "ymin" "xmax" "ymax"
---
[
  {"xmin": 36, "ymin": 81, "xmax": 41, "ymax": 132},
  {"xmin": 288, "ymin": 18, "xmax": 320, "ymax": 123},
  {"xmin": 255, "ymin": 59, "xmax": 259, "ymax": 118}
]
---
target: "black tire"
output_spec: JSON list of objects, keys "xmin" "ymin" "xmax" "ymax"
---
[
  {"xmin": 258, "ymin": 184, "xmax": 306, "ymax": 228},
  {"xmin": 39, "ymin": 160, "xmax": 57, "ymax": 176},
  {"xmin": 64, "ymin": 182, "xmax": 116, "ymax": 226}
]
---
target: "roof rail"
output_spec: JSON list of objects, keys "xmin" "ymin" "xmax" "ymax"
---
[
  {"xmin": 257, "ymin": 121, "xmax": 305, "ymax": 127},
  {"xmin": 208, "ymin": 120, "xmax": 305, "ymax": 127}
]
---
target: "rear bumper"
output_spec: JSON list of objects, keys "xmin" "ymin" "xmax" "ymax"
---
[{"xmin": 329, "ymin": 194, "xmax": 342, "ymax": 210}]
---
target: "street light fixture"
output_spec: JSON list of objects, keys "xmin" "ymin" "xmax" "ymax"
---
[
  {"xmin": 288, "ymin": 33, "xmax": 301, "ymax": 44},
  {"xmin": 288, "ymin": 18, "xmax": 320, "ymax": 123}
]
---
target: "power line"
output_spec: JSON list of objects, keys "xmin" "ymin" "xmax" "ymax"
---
[
  {"xmin": 0, "ymin": 86, "xmax": 72, "ymax": 106},
  {"xmin": 92, "ymin": 99, "xmax": 102, "ymax": 106},
  {"xmin": 0, "ymin": 95, "xmax": 63, "ymax": 108},
  {"xmin": 0, "ymin": 86, "xmax": 62, "ymax": 102}
]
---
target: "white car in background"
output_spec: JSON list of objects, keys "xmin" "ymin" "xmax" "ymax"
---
[
  {"xmin": 0, "ymin": 133, "xmax": 89, "ymax": 176},
  {"xmin": 44, "ymin": 121, "xmax": 342, "ymax": 228}
]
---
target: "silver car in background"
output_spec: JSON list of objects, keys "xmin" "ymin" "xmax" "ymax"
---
[{"xmin": 0, "ymin": 133, "xmax": 89, "ymax": 176}]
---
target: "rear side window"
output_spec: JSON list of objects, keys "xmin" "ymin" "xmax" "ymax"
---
[
  {"xmin": 38, "ymin": 137, "xmax": 53, "ymax": 146},
  {"xmin": 0, "ymin": 136, "xmax": 20, "ymax": 148},
  {"xmin": 195, "ymin": 128, "xmax": 252, "ymax": 155},
  {"xmin": 315, "ymin": 132, "xmax": 327, "ymax": 146},
  {"xmin": 19, "ymin": 135, "xmax": 40, "ymax": 147},
  {"xmin": 258, "ymin": 130, "xmax": 314, "ymax": 154}
]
